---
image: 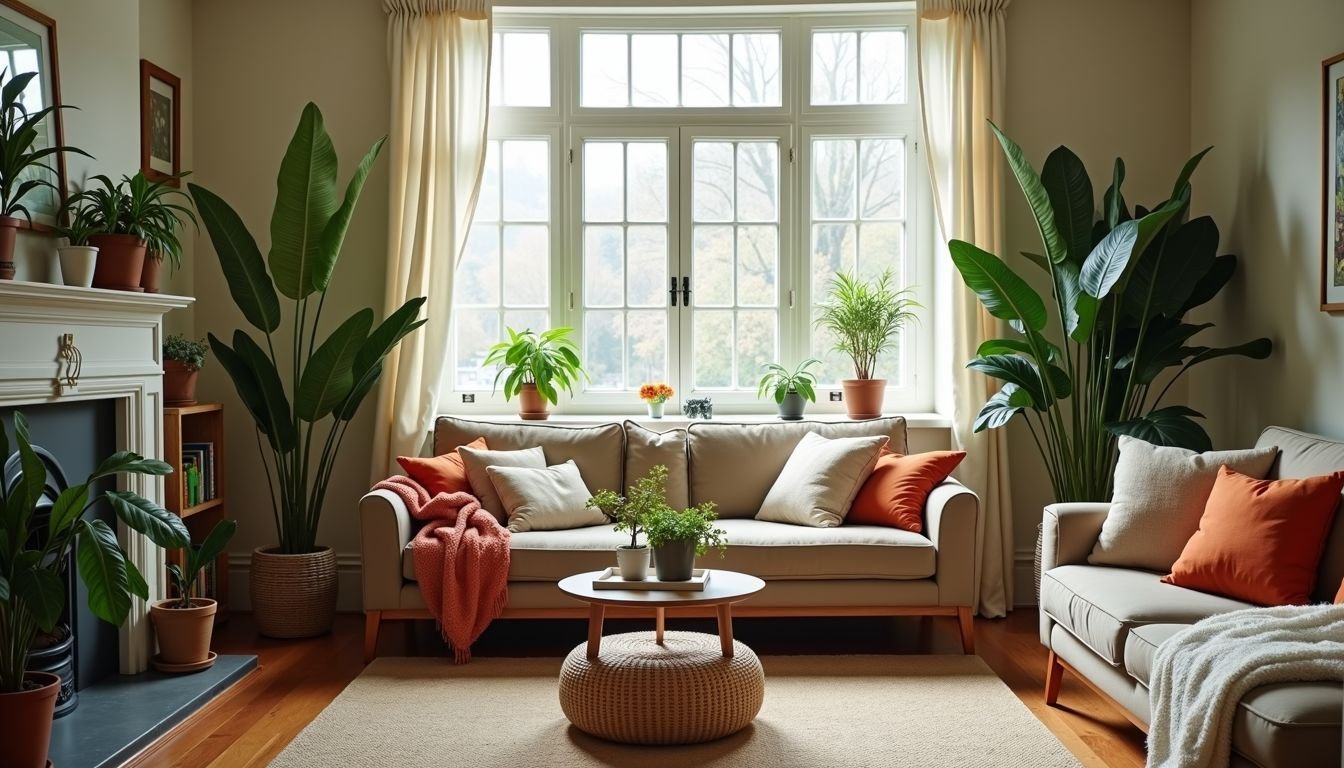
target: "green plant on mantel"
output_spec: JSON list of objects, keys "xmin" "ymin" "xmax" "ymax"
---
[
  {"xmin": 78, "ymin": 171, "xmax": 197, "ymax": 270},
  {"xmin": 949, "ymin": 124, "xmax": 1273, "ymax": 502},
  {"xmin": 0, "ymin": 70, "xmax": 89, "ymax": 222},
  {"xmin": 188, "ymin": 103, "xmax": 426, "ymax": 555}
]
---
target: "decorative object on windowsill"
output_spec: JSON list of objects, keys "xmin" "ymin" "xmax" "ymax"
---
[
  {"xmin": 590, "ymin": 464, "xmax": 676, "ymax": 581},
  {"xmin": 484, "ymin": 326, "xmax": 587, "ymax": 421},
  {"xmin": 758, "ymin": 358, "xmax": 821, "ymax": 421},
  {"xmin": 815, "ymin": 270, "xmax": 919, "ymax": 420},
  {"xmin": 947, "ymin": 126, "xmax": 1273, "ymax": 596},
  {"xmin": 684, "ymin": 397, "xmax": 713, "ymax": 419},
  {"xmin": 79, "ymin": 170, "xmax": 196, "ymax": 293},
  {"xmin": 162, "ymin": 334, "xmax": 207, "ymax": 406},
  {"xmin": 53, "ymin": 192, "xmax": 99, "ymax": 287},
  {"xmin": 639, "ymin": 382, "xmax": 674, "ymax": 419},
  {"xmin": 643, "ymin": 497, "xmax": 726, "ymax": 581},
  {"xmin": 151, "ymin": 518, "xmax": 236, "ymax": 673},
  {"xmin": 189, "ymin": 103, "xmax": 425, "ymax": 638},
  {"xmin": 140, "ymin": 59, "xmax": 181, "ymax": 187},
  {"xmin": 0, "ymin": 412, "xmax": 190, "ymax": 768}
]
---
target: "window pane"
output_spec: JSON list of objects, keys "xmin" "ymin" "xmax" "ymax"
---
[
  {"xmin": 584, "ymin": 225, "xmax": 625, "ymax": 308},
  {"xmin": 693, "ymin": 311, "xmax": 733, "ymax": 388},
  {"xmin": 813, "ymin": 139, "xmax": 857, "ymax": 219},
  {"xmin": 585, "ymin": 310, "xmax": 624, "ymax": 389},
  {"xmin": 505, "ymin": 309, "xmax": 548, "ymax": 337},
  {"xmin": 736, "ymin": 310, "xmax": 777, "ymax": 389},
  {"xmin": 502, "ymin": 225, "xmax": 548, "ymax": 306},
  {"xmin": 731, "ymin": 33, "xmax": 780, "ymax": 107},
  {"xmin": 475, "ymin": 141, "xmax": 500, "ymax": 222},
  {"xmin": 812, "ymin": 222, "xmax": 856, "ymax": 298},
  {"xmin": 811, "ymin": 32, "xmax": 857, "ymax": 105},
  {"xmin": 501, "ymin": 32, "xmax": 551, "ymax": 107},
  {"xmin": 501, "ymin": 140, "xmax": 548, "ymax": 221},
  {"xmin": 631, "ymin": 34, "xmax": 678, "ymax": 107},
  {"xmin": 682, "ymin": 34, "xmax": 730, "ymax": 107},
  {"xmin": 626, "ymin": 142, "xmax": 667, "ymax": 222},
  {"xmin": 456, "ymin": 225, "xmax": 500, "ymax": 306},
  {"xmin": 859, "ymin": 30, "xmax": 905, "ymax": 104},
  {"xmin": 582, "ymin": 34, "xmax": 628, "ymax": 107},
  {"xmin": 859, "ymin": 222, "xmax": 904, "ymax": 282},
  {"xmin": 692, "ymin": 225, "xmax": 734, "ymax": 307},
  {"xmin": 736, "ymin": 142, "xmax": 778, "ymax": 222},
  {"xmin": 626, "ymin": 226, "xmax": 667, "ymax": 307},
  {"xmin": 584, "ymin": 142, "xmax": 624, "ymax": 222},
  {"xmin": 736, "ymin": 226, "xmax": 777, "ymax": 307},
  {"xmin": 693, "ymin": 141, "xmax": 734, "ymax": 222},
  {"xmin": 627, "ymin": 310, "xmax": 667, "ymax": 387},
  {"xmin": 859, "ymin": 138, "xmax": 904, "ymax": 219},
  {"xmin": 454, "ymin": 310, "xmax": 499, "ymax": 389}
]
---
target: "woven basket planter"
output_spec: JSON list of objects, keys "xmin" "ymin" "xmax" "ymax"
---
[{"xmin": 250, "ymin": 546, "xmax": 337, "ymax": 638}]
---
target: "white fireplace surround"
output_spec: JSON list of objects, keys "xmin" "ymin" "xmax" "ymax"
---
[{"xmin": 0, "ymin": 280, "xmax": 193, "ymax": 675}]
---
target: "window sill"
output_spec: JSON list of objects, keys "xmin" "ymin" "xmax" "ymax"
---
[{"xmin": 439, "ymin": 411, "xmax": 953, "ymax": 430}]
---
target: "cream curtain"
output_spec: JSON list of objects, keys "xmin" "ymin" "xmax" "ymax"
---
[
  {"xmin": 372, "ymin": 0, "xmax": 491, "ymax": 480},
  {"xmin": 916, "ymin": 0, "xmax": 1014, "ymax": 617}
]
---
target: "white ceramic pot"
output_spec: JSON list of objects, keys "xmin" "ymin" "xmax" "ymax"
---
[
  {"xmin": 616, "ymin": 545, "xmax": 650, "ymax": 581},
  {"xmin": 646, "ymin": 401, "xmax": 664, "ymax": 419},
  {"xmin": 58, "ymin": 245, "xmax": 98, "ymax": 288}
]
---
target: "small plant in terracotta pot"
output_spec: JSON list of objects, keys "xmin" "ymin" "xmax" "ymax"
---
[
  {"xmin": 151, "ymin": 519, "xmax": 236, "ymax": 672},
  {"xmin": 483, "ymin": 326, "xmax": 587, "ymax": 420},
  {"xmin": 163, "ymin": 334, "xmax": 208, "ymax": 406},
  {"xmin": 815, "ymin": 270, "xmax": 920, "ymax": 420},
  {"xmin": 81, "ymin": 171, "xmax": 196, "ymax": 292}
]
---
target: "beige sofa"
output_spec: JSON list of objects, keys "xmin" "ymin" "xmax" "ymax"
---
[
  {"xmin": 1039, "ymin": 426, "xmax": 1344, "ymax": 768},
  {"xmin": 361, "ymin": 415, "xmax": 980, "ymax": 662}
]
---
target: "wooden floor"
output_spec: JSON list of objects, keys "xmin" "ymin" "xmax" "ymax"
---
[{"xmin": 124, "ymin": 610, "xmax": 1148, "ymax": 768}]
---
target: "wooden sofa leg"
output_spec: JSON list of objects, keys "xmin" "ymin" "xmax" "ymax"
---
[
  {"xmin": 956, "ymin": 607, "xmax": 975, "ymax": 654},
  {"xmin": 364, "ymin": 611, "xmax": 382, "ymax": 665},
  {"xmin": 1045, "ymin": 650, "xmax": 1064, "ymax": 706}
]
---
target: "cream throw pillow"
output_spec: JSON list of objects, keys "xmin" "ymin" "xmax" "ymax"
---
[
  {"xmin": 1088, "ymin": 436, "xmax": 1279, "ymax": 571},
  {"xmin": 459, "ymin": 445, "xmax": 546, "ymax": 522},
  {"xmin": 623, "ymin": 421, "xmax": 689, "ymax": 510},
  {"xmin": 755, "ymin": 432, "xmax": 888, "ymax": 527},
  {"xmin": 486, "ymin": 460, "xmax": 607, "ymax": 533}
]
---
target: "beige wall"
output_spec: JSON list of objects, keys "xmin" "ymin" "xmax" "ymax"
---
[{"xmin": 1188, "ymin": 0, "xmax": 1344, "ymax": 449}]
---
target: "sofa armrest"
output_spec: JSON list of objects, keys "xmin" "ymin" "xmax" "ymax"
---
[
  {"xmin": 1038, "ymin": 502, "xmax": 1111, "ymax": 645},
  {"xmin": 360, "ymin": 488, "xmax": 414, "ymax": 611},
  {"xmin": 926, "ymin": 478, "xmax": 979, "ymax": 608}
]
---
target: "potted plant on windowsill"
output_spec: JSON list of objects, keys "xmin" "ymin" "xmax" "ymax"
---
[
  {"xmin": 758, "ymin": 358, "xmax": 821, "ymax": 420},
  {"xmin": 0, "ymin": 412, "xmax": 189, "ymax": 768},
  {"xmin": 638, "ymin": 383, "xmax": 674, "ymax": 419},
  {"xmin": 188, "ymin": 103, "xmax": 426, "ymax": 638},
  {"xmin": 53, "ymin": 193, "xmax": 100, "ymax": 287},
  {"xmin": 483, "ymin": 326, "xmax": 587, "ymax": 421},
  {"xmin": 643, "ymin": 499, "xmax": 726, "ymax": 582},
  {"xmin": 150, "ymin": 519, "xmax": 236, "ymax": 672},
  {"xmin": 589, "ymin": 464, "xmax": 676, "ymax": 581},
  {"xmin": 163, "ymin": 334, "xmax": 208, "ymax": 406},
  {"xmin": 815, "ymin": 271, "xmax": 920, "ymax": 420},
  {"xmin": 82, "ymin": 171, "xmax": 196, "ymax": 293}
]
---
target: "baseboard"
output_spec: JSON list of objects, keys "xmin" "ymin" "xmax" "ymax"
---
[{"xmin": 227, "ymin": 552, "xmax": 364, "ymax": 612}]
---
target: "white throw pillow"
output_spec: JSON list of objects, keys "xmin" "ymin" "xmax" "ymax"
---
[
  {"xmin": 486, "ymin": 460, "xmax": 607, "ymax": 533},
  {"xmin": 755, "ymin": 432, "xmax": 888, "ymax": 527},
  {"xmin": 458, "ymin": 445, "xmax": 546, "ymax": 521},
  {"xmin": 1088, "ymin": 436, "xmax": 1279, "ymax": 571}
]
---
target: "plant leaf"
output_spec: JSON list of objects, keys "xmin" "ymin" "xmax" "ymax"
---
[
  {"xmin": 105, "ymin": 491, "xmax": 190, "ymax": 549},
  {"xmin": 1181, "ymin": 254, "xmax": 1237, "ymax": 313},
  {"xmin": 269, "ymin": 102, "xmax": 339, "ymax": 299},
  {"xmin": 948, "ymin": 239, "xmax": 1048, "ymax": 332},
  {"xmin": 1103, "ymin": 157, "xmax": 1129, "ymax": 229},
  {"xmin": 1080, "ymin": 220, "xmax": 1138, "ymax": 299},
  {"xmin": 974, "ymin": 383, "xmax": 1031, "ymax": 431},
  {"xmin": 297, "ymin": 309, "xmax": 373, "ymax": 421},
  {"xmin": 188, "ymin": 183, "xmax": 280, "ymax": 333},
  {"xmin": 968, "ymin": 354, "xmax": 1050, "ymax": 408},
  {"xmin": 1041, "ymin": 146, "xmax": 1094, "ymax": 264},
  {"xmin": 990, "ymin": 123, "xmax": 1067, "ymax": 265},
  {"xmin": 1107, "ymin": 406, "xmax": 1212, "ymax": 452},
  {"xmin": 232, "ymin": 331, "xmax": 297, "ymax": 451},
  {"xmin": 190, "ymin": 519, "xmax": 238, "ymax": 577},
  {"xmin": 1183, "ymin": 338, "xmax": 1273, "ymax": 368},
  {"xmin": 91, "ymin": 451, "xmax": 173, "ymax": 480},
  {"xmin": 317, "ymin": 136, "xmax": 386, "ymax": 291},
  {"xmin": 12, "ymin": 569, "xmax": 64, "ymax": 632},
  {"xmin": 47, "ymin": 485, "xmax": 88, "ymax": 541},
  {"xmin": 1171, "ymin": 146, "xmax": 1212, "ymax": 200},
  {"xmin": 76, "ymin": 518, "xmax": 132, "ymax": 626},
  {"xmin": 12, "ymin": 412, "xmax": 46, "ymax": 515},
  {"xmin": 125, "ymin": 558, "xmax": 149, "ymax": 602},
  {"xmin": 207, "ymin": 333, "xmax": 274, "ymax": 445},
  {"xmin": 0, "ymin": 574, "xmax": 7, "ymax": 601}
]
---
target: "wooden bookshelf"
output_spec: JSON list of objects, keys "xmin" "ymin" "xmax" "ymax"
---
[{"xmin": 163, "ymin": 403, "xmax": 229, "ymax": 617}]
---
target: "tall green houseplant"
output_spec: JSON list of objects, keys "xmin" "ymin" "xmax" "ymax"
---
[
  {"xmin": 950, "ymin": 125, "xmax": 1272, "ymax": 502},
  {"xmin": 188, "ymin": 103, "xmax": 425, "ymax": 637}
]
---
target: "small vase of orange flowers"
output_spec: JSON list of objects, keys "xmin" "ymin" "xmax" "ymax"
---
[{"xmin": 639, "ymin": 382, "xmax": 674, "ymax": 419}]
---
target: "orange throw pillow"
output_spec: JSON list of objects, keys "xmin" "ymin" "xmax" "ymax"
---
[
  {"xmin": 1162, "ymin": 465, "xmax": 1344, "ymax": 606},
  {"xmin": 1336, "ymin": 578, "xmax": 1344, "ymax": 605},
  {"xmin": 396, "ymin": 437, "xmax": 487, "ymax": 497},
  {"xmin": 846, "ymin": 450, "xmax": 967, "ymax": 533}
]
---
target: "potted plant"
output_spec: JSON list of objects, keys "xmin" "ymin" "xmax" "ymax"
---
[
  {"xmin": 163, "ymin": 334, "xmax": 208, "ymax": 406},
  {"xmin": 0, "ymin": 70, "xmax": 89, "ymax": 281},
  {"xmin": 82, "ymin": 171, "xmax": 196, "ymax": 293},
  {"xmin": 0, "ymin": 412, "xmax": 189, "ymax": 768},
  {"xmin": 815, "ymin": 271, "xmax": 920, "ymax": 420},
  {"xmin": 589, "ymin": 465, "xmax": 676, "ymax": 581},
  {"xmin": 150, "ymin": 519, "xmax": 237, "ymax": 671},
  {"xmin": 758, "ymin": 358, "xmax": 821, "ymax": 420},
  {"xmin": 483, "ymin": 326, "xmax": 587, "ymax": 420},
  {"xmin": 643, "ymin": 499, "xmax": 726, "ymax": 582},
  {"xmin": 638, "ymin": 382, "xmax": 674, "ymax": 418},
  {"xmin": 188, "ymin": 103, "xmax": 426, "ymax": 638},
  {"xmin": 54, "ymin": 192, "xmax": 100, "ymax": 287}
]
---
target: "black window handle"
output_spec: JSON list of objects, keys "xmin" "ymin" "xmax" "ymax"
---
[
  {"xmin": 669, "ymin": 277, "xmax": 679, "ymax": 307},
  {"xmin": 681, "ymin": 276, "xmax": 691, "ymax": 306}
]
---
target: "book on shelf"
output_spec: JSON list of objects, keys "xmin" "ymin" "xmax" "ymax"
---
[{"xmin": 182, "ymin": 441, "xmax": 216, "ymax": 504}]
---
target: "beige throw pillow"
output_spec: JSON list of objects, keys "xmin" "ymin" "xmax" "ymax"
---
[
  {"xmin": 623, "ymin": 421, "xmax": 689, "ymax": 510},
  {"xmin": 459, "ymin": 445, "xmax": 546, "ymax": 522},
  {"xmin": 1088, "ymin": 436, "xmax": 1279, "ymax": 571},
  {"xmin": 756, "ymin": 432, "xmax": 888, "ymax": 527},
  {"xmin": 486, "ymin": 460, "xmax": 607, "ymax": 533}
]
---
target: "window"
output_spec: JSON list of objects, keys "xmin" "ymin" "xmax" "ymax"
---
[{"xmin": 447, "ymin": 8, "xmax": 931, "ymax": 414}]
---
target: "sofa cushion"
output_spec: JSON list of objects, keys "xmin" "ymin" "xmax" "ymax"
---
[
  {"xmin": 1258, "ymin": 426, "xmax": 1344, "ymax": 603},
  {"xmin": 756, "ymin": 432, "xmax": 887, "ymax": 527},
  {"xmin": 1040, "ymin": 565, "xmax": 1253, "ymax": 666},
  {"xmin": 487, "ymin": 460, "xmax": 607, "ymax": 533},
  {"xmin": 1123, "ymin": 622, "xmax": 1185, "ymax": 685},
  {"xmin": 396, "ymin": 437, "xmax": 485, "ymax": 496},
  {"xmin": 458, "ymin": 445, "xmax": 546, "ymax": 521},
  {"xmin": 687, "ymin": 417, "xmax": 907, "ymax": 518},
  {"xmin": 623, "ymin": 421, "xmax": 688, "ymax": 510}
]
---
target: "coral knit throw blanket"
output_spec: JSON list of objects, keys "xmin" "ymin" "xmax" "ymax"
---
[{"xmin": 373, "ymin": 476, "xmax": 510, "ymax": 663}]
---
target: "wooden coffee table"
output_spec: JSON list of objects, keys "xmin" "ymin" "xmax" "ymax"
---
[{"xmin": 557, "ymin": 570, "xmax": 765, "ymax": 659}]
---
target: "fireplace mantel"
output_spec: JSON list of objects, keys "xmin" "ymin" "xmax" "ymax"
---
[{"xmin": 0, "ymin": 280, "xmax": 194, "ymax": 674}]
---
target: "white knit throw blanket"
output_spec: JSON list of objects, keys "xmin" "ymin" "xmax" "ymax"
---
[{"xmin": 1146, "ymin": 603, "xmax": 1344, "ymax": 768}]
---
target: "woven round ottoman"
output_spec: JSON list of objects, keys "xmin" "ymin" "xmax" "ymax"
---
[{"xmin": 558, "ymin": 630, "xmax": 765, "ymax": 744}]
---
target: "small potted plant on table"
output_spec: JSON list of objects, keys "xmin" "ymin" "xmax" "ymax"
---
[
  {"xmin": 590, "ymin": 465, "xmax": 678, "ymax": 581},
  {"xmin": 151, "ymin": 519, "xmax": 237, "ymax": 672},
  {"xmin": 163, "ymin": 334, "xmax": 208, "ymax": 406},
  {"xmin": 82, "ymin": 171, "xmax": 196, "ymax": 292},
  {"xmin": 758, "ymin": 358, "xmax": 821, "ymax": 420},
  {"xmin": 644, "ymin": 499, "xmax": 726, "ymax": 581},
  {"xmin": 484, "ymin": 326, "xmax": 587, "ymax": 420},
  {"xmin": 815, "ymin": 270, "xmax": 920, "ymax": 419},
  {"xmin": 639, "ymin": 382, "xmax": 674, "ymax": 419}
]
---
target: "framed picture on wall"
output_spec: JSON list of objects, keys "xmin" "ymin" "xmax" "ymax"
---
[
  {"xmin": 140, "ymin": 59, "xmax": 180, "ymax": 186},
  {"xmin": 0, "ymin": 0, "xmax": 69, "ymax": 230},
  {"xmin": 1323, "ymin": 51, "xmax": 1344, "ymax": 311}
]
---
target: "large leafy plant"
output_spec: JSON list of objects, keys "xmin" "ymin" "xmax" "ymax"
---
[
  {"xmin": 483, "ymin": 326, "xmax": 587, "ymax": 406},
  {"xmin": 188, "ymin": 103, "xmax": 426, "ymax": 555},
  {"xmin": 815, "ymin": 271, "xmax": 920, "ymax": 380},
  {"xmin": 951, "ymin": 125, "xmax": 1272, "ymax": 502},
  {"xmin": 0, "ymin": 412, "xmax": 190, "ymax": 692},
  {"xmin": 0, "ymin": 70, "xmax": 89, "ymax": 221},
  {"xmin": 78, "ymin": 171, "xmax": 197, "ymax": 270}
]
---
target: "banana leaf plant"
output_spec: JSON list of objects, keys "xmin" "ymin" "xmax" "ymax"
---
[
  {"xmin": 950, "ymin": 124, "xmax": 1272, "ymax": 502},
  {"xmin": 187, "ymin": 103, "xmax": 426, "ymax": 555},
  {"xmin": 1, "ymin": 412, "xmax": 190, "ymax": 693}
]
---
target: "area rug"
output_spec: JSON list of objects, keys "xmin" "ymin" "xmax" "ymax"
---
[{"xmin": 270, "ymin": 654, "xmax": 1083, "ymax": 767}]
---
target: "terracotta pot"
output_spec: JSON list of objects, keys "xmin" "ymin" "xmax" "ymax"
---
[
  {"xmin": 163, "ymin": 360, "xmax": 200, "ymax": 406},
  {"xmin": 150, "ymin": 598, "xmax": 218, "ymax": 665},
  {"xmin": 58, "ymin": 245, "xmax": 98, "ymax": 287},
  {"xmin": 250, "ymin": 546, "xmax": 337, "ymax": 638},
  {"xmin": 653, "ymin": 539, "xmax": 696, "ymax": 581},
  {"xmin": 140, "ymin": 255, "xmax": 162, "ymax": 293},
  {"xmin": 88, "ymin": 234, "xmax": 147, "ymax": 292},
  {"xmin": 841, "ymin": 378, "xmax": 887, "ymax": 420},
  {"xmin": 518, "ymin": 382, "xmax": 550, "ymax": 421},
  {"xmin": 0, "ymin": 671, "xmax": 60, "ymax": 768},
  {"xmin": 0, "ymin": 215, "xmax": 20, "ymax": 280}
]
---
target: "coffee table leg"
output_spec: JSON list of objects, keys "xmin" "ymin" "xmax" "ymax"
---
[
  {"xmin": 587, "ymin": 603, "xmax": 605, "ymax": 660},
  {"xmin": 716, "ymin": 604, "xmax": 734, "ymax": 658},
  {"xmin": 655, "ymin": 607, "xmax": 666, "ymax": 644}
]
